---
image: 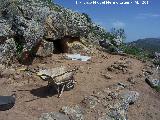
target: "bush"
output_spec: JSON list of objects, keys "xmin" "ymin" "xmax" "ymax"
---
[
  {"xmin": 110, "ymin": 28, "xmax": 126, "ymax": 43},
  {"xmin": 154, "ymin": 85, "xmax": 160, "ymax": 92},
  {"xmin": 120, "ymin": 45, "xmax": 149, "ymax": 59},
  {"xmin": 107, "ymin": 45, "xmax": 117, "ymax": 53},
  {"xmin": 121, "ymin": 45, "xmax": 140, "ymax": 55}
]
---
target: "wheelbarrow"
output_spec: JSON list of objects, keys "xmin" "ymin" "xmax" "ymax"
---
[{"xmin": 37, "ymin": 66, "xmax": 77, "ymax": 98}]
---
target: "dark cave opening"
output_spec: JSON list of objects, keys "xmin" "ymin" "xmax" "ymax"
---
[
  {"xmin": 52, "ymin": 36, "xmax": 80, "ymax": 54},
  {"xmin": 53, "ymin": 39, "xmax": 69, "ymax": 54}
]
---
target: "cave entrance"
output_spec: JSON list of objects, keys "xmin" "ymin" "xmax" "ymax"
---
[
  {"xmin": 53, "ymin": 39, "xmax": 68, "ymax": 54},
  {"xmin": 53, "ymin": 37, "xmax": 80, "ymax": 54}
]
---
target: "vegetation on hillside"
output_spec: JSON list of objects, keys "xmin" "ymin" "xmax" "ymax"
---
[
  {"xmin": 120, "ymin": 44, "xmax": 151, "ymax": 59},
  {"xmin": 123, "ymin": 38, "xmax": 160, "ymax": 65},
  {"xmin": 100, "ymin": 28, "xmax": 159, "ymax": 63},
  {"xmin": 128, "ymin": 38, "xmax": 160, "ymax": 53}
]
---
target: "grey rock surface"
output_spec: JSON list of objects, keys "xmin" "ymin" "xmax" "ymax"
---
[
  {"xmin": 120, "ymin": 91, "xmax": 139, "ymax": 105},
  {"xmin": 0, "ymin": 38, "xmax": 17, "ymax": 65},
  {"xmin": 145, "ymin": 78, "xmax": 160, "ymax": 88},
  {"xmin": 39, "ymin": 112, "xmax": 70, "ymax": 120},
  {"xmin": 0, "ymin": 0, "xmax": 117, "ymax": 65},
  {"xmin": 0, "ymin": 0, "xmax": 91, "ymax": 64},
  {"xmin": 82, "ymin": 95, "xmax": 99, "ymax": 109},
  {"xmin": 61, "ymin": 105, "xmax": 84, "ymax": 120}
]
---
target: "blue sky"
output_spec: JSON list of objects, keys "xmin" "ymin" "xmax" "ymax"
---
[{"xmin": 54, "ymin": 0, "xmax": 160, "ymax": 42}]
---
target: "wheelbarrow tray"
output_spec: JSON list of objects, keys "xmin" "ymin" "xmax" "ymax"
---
[
  {"xmin": 37, "ymin": 66, "xmax": 76, "ymax": 97},
  {"xmin": 50, "ymin": 72, "xmax": 74, "ymax": 85},
  {"xmin": 37, "ymin": 66, "xmax": 75, "ymax": 85}
]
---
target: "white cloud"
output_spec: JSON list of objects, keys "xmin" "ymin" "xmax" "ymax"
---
[
  {"xmin": 151, "ymin": 14, "xmax": 160, "ymax": 17},
  {"xmin": 136, "ymin": 13, "xmax": 160, "ymax": 19},
  {"xmin": 112, "ymin": 21, "xmax": 125, "ymax": 28}
]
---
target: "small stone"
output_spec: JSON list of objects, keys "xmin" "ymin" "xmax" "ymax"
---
[
  {"xmin": 127, "ymin": 77, "xmax": 136, "ymax": 84},
  {"xmin": 102, "ymin": 74, "xmax": 112, "ymax": 79},
  {"xmin": 107, "ymin": 67, "xmax": 114, "ymax": 72},
  {"xmin": 0, "ymin": 64, "xmax": 5, "ymax": 70}
]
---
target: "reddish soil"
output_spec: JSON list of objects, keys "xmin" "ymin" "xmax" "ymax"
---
[{"xmin": 0, "ymin": 51, "xmax": 160, "ymax": 120}]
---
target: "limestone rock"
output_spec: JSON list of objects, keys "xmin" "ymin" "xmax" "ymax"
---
[
  {"xmin": 120, "ymin": 91, "xmax": 139, "ymax": 105},
  {"xmin": 60, "ymin": 105, "xmax": 85, "ymax": 120},
  {"xmin": 0, "ymin": 38, "xmax": 17, "ymax": 65},
  {"xmin": 36, "ymin": 41, "xmax": 54, "ymax": 57},
  {"xmin": 82, "ymin": 95, "xmax": 99, "ymax": 109},
  {"xmin": 145, "ymin": 78, "xmax": 160, "ymax": 88},
  {"xmin": 39, "ymin": 112, "xmax": 70, "ymax": 120},
  {"xmin": 0, "ymin": 0, "xmax": 119, "ymax": 64},
  {"xmin": 0, "ymin": 0, "xmax": 91, "ymax": 64}
]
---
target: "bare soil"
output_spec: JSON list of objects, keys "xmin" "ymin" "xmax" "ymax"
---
[{"xmin": 0, "ymin": 51, "xmax": 160, "ymax": 120}]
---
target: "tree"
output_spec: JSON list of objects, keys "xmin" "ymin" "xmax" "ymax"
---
[{"xmin": 111, "ymin": 28, "xmax": 126, "ymax": 42}]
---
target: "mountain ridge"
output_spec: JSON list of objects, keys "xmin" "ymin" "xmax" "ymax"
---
[{"xmin": 128, "ymin": 37, "xmax": 160, "ymax": 53}]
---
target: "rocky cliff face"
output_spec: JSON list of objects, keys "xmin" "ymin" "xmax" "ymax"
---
[
  {"xmin": 0, "ymin": 0, "xmax": 92, "ymax": 64},
  {"xmin": 0, "ymin": 0, "xmax": 115, "ymax": 65}
]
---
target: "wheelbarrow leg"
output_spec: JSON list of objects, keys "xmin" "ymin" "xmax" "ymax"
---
[
  {"xmin": 58, "ymin": 85, "xmax": 65, "ymax": 98},
  {"xmin": 56, "ymin": 85, "xmax": 60, "ymax": 98},
  {"xmin": 49, "ymin": 84, "xmax": 64, "ymax": 98}
]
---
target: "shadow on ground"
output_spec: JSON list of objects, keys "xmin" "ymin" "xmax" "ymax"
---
[{"xmin": 30, "ymin": 86, "xmax": 58, "ymax": 98}]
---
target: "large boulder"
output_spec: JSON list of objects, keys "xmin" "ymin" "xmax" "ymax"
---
[
  {"xmin": 0, "ymin": 0, "xmax": 92, "ymax": 64},
  {"xmin": 0, "ymin": 0, "xmax": 118, "ymax": 65}
]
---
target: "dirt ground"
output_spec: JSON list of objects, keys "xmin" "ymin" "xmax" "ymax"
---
[{"xmin": 0, "ymin": 51, "xmax": 160, "ymax": 120}]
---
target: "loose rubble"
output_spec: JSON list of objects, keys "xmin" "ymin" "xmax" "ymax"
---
[
  {"xmin": 107, "ymin": 60, "xmax": 132, "ymax": 74},
  {"xmin": 39, "ymin": 86, "xmax": 140, "ymax": 120}
]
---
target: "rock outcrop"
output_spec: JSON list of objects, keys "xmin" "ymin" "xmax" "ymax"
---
[
  {"xmin": 0, "ymin": 0, "xmax": 93, "ymax": 64},
  {"xmin": 0, "ymin": 0, "xmax": 122, "ymax": 65},
  {"xmin": 39, "ymin": 86, "xmax": 139, "ymax": 120}
]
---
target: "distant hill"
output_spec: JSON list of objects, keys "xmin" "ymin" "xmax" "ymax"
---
[{"xmin": 128, "ymin": 38, "xmax": 160, "ymax": 53}]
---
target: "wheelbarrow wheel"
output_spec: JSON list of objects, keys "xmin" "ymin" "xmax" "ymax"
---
[{"xmin": 65, "ymin": 80, "xmax": 75, "ymax": 91}]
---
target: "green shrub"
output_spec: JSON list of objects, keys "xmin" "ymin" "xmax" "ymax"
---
[
  {"xmin": 108, "ymin": 45, "xmax": 117, "ymax": 53},
  {"xmin": 121, "ymin": 45, "xmax": 141, "ymax": 55},
  {"xmin": 154, "ymin": 85, "xmax": 160, "ymax": 92},
  {"xmin": 120, "ymin": 45, "xmax": 150, "ymax": 59}
]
